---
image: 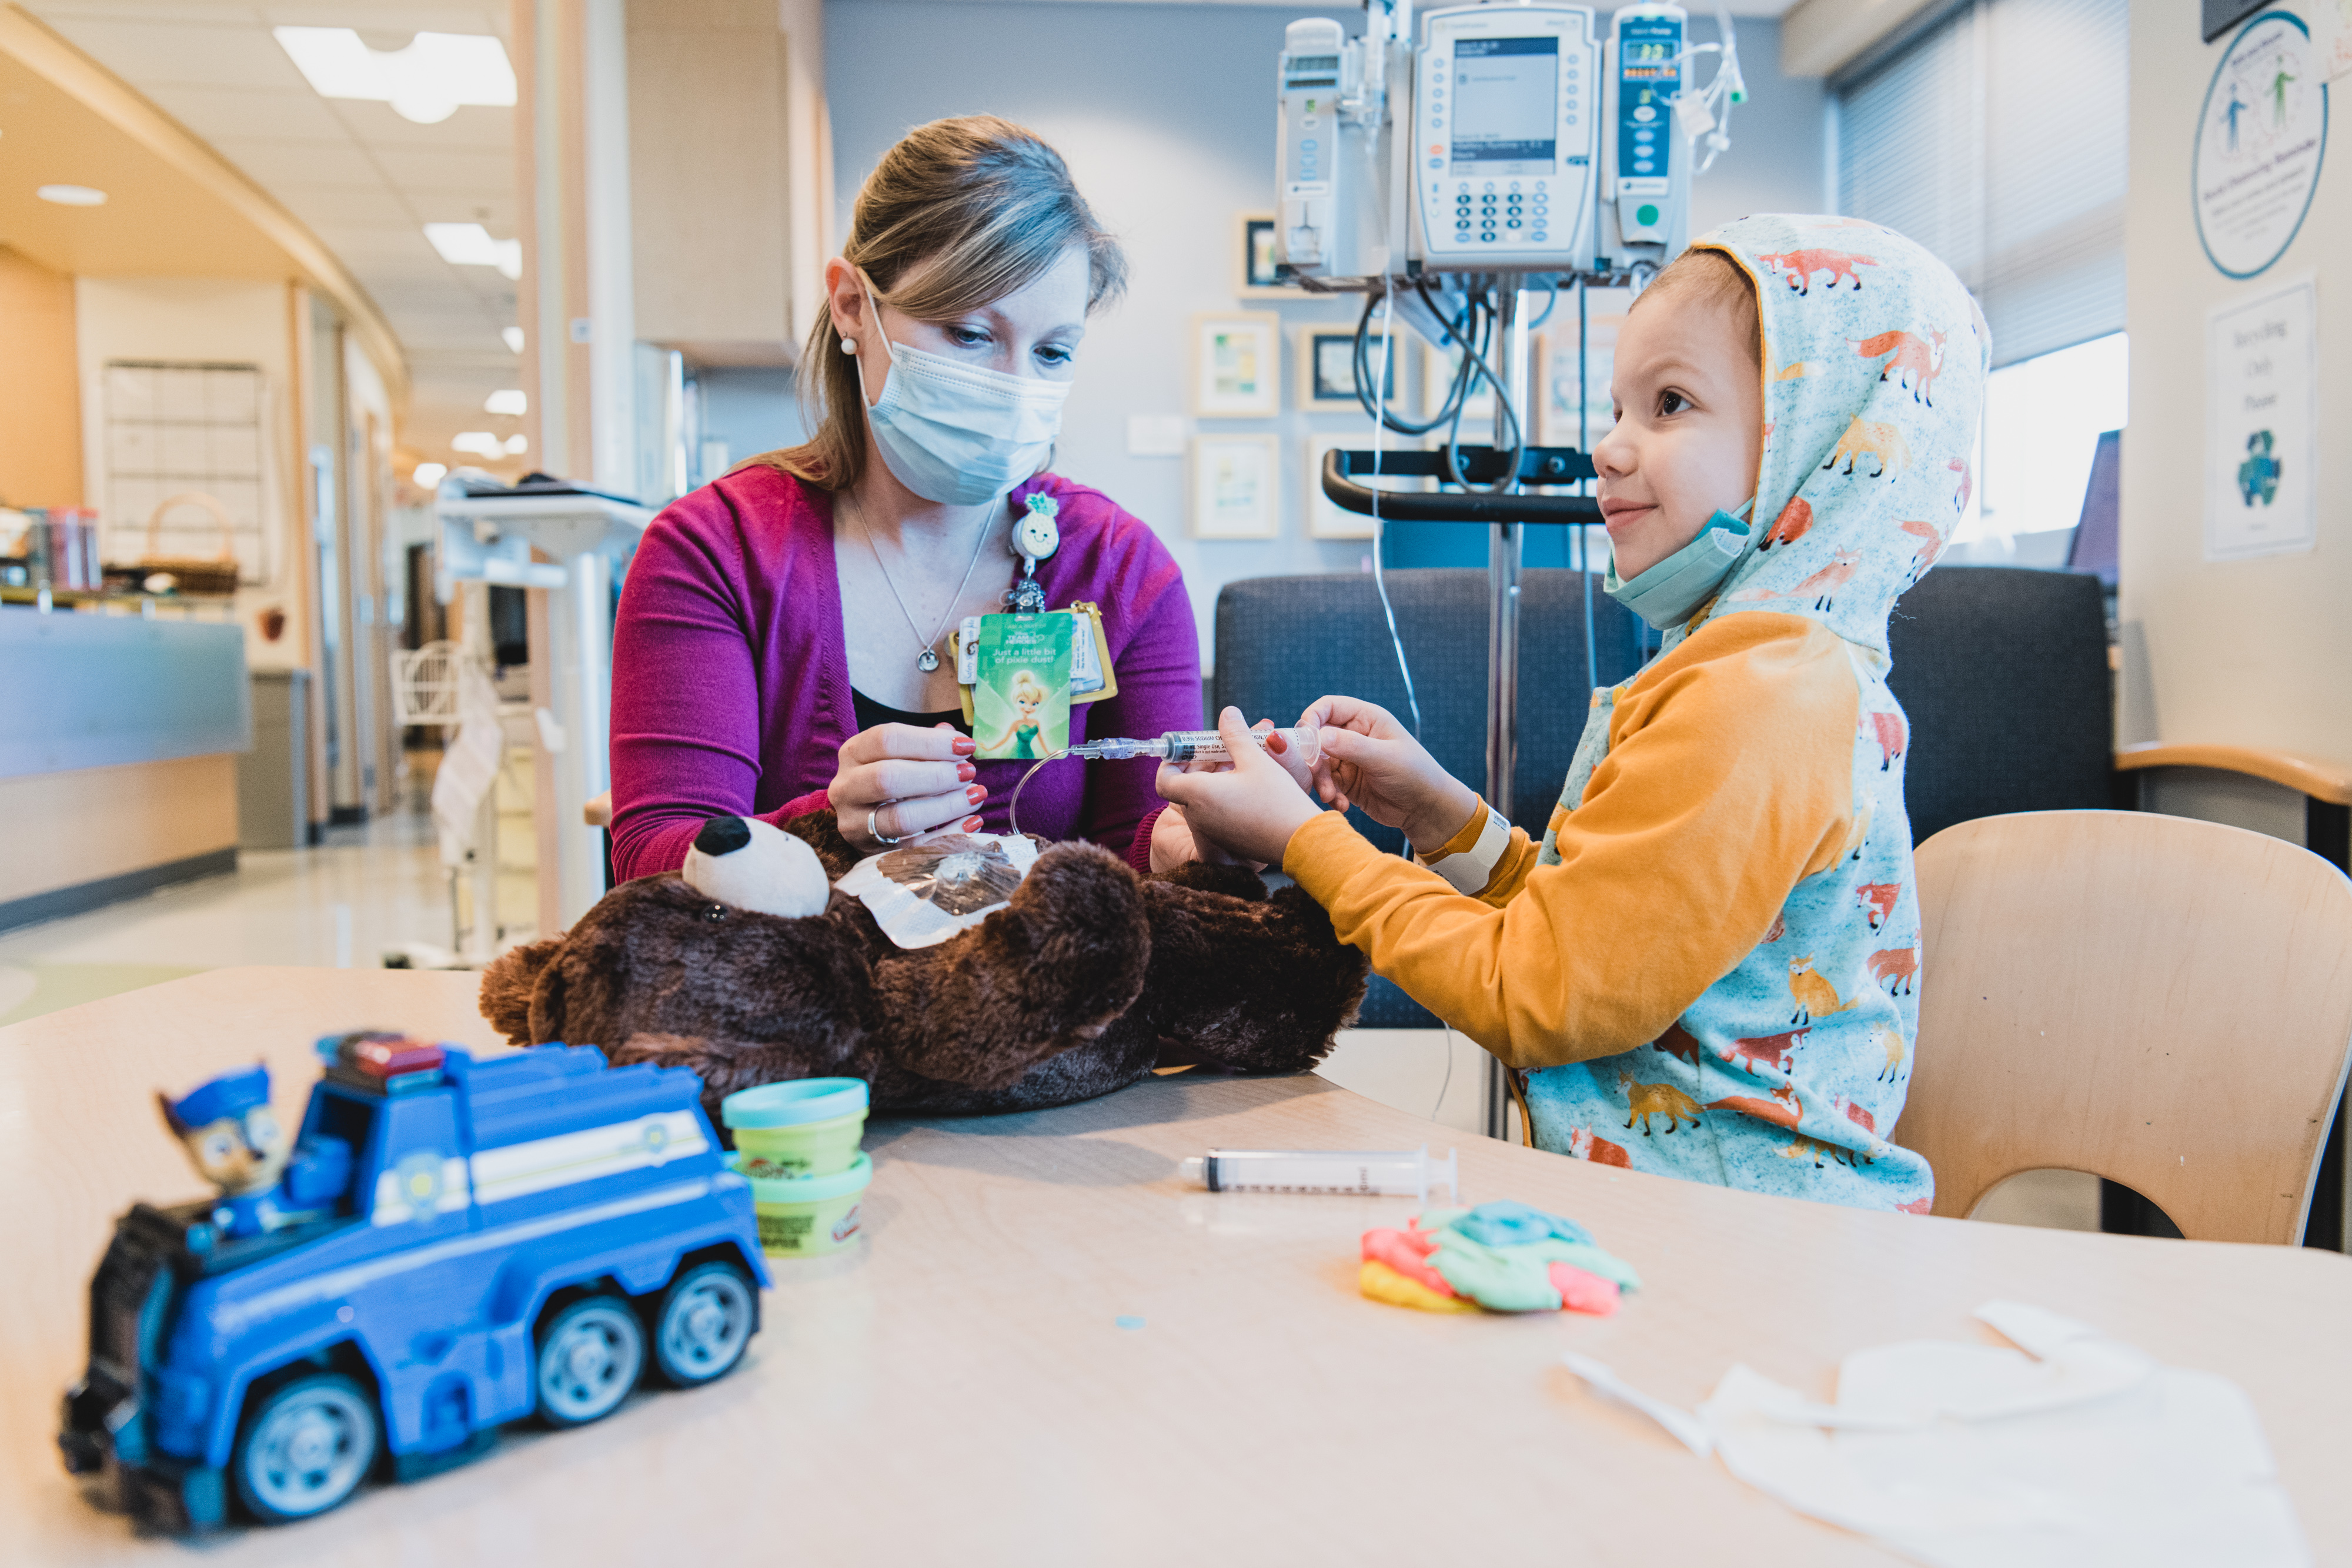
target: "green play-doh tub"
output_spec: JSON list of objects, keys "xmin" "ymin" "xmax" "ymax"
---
[
  {"xmin": 744, "ymin": 1153, "xmax": 871, "ymax": 1258},
  {"xmin": 721, "ymin": 1077, "xmax": 868, "ymax": 1179}
]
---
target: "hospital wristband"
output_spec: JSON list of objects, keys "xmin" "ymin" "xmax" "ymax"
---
[{"xmin": 1416, "ymin": 800, "xmax": 1511, "ymax": 896}]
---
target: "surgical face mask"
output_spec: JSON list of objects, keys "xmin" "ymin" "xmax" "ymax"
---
[
  {"xmin": 1603, "ymin": 499, "xmax": 1756, "ymax": 631},
  {"xmin": 853, "ymin": 278, "xmax": 1070, "ymax": 506}
]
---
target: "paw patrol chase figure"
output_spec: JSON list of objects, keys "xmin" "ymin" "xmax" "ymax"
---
[{"xmin": 158, "ymin": 1065, "xmax": 352, "ymax": 1239}]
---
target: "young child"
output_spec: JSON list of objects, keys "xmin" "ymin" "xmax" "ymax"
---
[{"xmin": 1158, "ymin": 216, "xmax": 1985, "ymax": 1211}]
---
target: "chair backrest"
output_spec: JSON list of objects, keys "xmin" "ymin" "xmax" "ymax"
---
[
  {"xmin": 1900, "ymin": 810, "xmax": 2352, "ymax": 1243},
  {"xmin": 1886, "ymin": 566, "xmax": 2116, "ymax": 845},
  {"xmin": 1213, "ymin": 569, "xmax": 1643, "ymax": 1026}
]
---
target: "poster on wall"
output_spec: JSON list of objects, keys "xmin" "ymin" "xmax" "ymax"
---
[
  {"xmin": 2205, "ymin": 279, "xmax": 2316, "ymax": 561},
  {"xmin": 2193, "ymin": 11, "xmax": 2328, "ymax": 279}
]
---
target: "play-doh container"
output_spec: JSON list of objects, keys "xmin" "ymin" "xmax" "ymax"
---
[
  {"xmin": 744, "ymin": 1153, "xmax": 871, "ymax": 1257},
  {"xmin": 721, "ymin": 1077, "xmax": 868, "ymax": 1178}
]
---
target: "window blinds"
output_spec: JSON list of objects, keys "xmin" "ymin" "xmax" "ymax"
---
[{"xmin": 1835, "ymin": 0, "xmax": 2128, "ymax": 368}]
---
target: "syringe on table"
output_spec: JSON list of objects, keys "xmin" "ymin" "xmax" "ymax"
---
[{"xmin": 1011, "ymin": 727, "xmax": 1319, "ymax": 836}]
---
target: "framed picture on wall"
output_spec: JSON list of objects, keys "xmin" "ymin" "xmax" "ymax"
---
[
  {"xmin": 1190, "ymin": 311, "xmax": 1281, "ymax": 418},
  {"xmin": 1191, "ymin": 433, "xmax": 1281, "ymax": 539},
  {"xmin": 1297, "ymin": 323, "xmax": 1396, "ymax": 409},
  {"xmin": 1304, "ymin": 432, "xmax": 1425, "ymax": 539},
  {"xmin": 1235, "ymin": 212, "xmax": 1285, "ymax": 296}
]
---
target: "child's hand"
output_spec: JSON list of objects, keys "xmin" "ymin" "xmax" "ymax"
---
[
  {"xmin": 1298, "ymin": 696, "xmax": 1480, "ymax": 855},
  {"xmin": 1154, "ymin": 708, "xmax": 1325, "ymax": 867}
]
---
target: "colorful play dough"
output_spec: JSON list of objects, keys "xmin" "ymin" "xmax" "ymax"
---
[
  {"xmin": 1358, "ymin": 1202, "xmax": 1637, "ymax": 1316},
  {"xmin": 1359, "ymin": 1259, "xmax": 1478, "ymax": 1313}
]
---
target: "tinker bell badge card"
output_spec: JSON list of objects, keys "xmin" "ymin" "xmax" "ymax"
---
[{"xmin": 972, "ymin": 613, "xmax": 1074, "ymax": 761}]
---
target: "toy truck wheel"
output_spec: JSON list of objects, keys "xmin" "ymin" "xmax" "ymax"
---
[
  {"xmin": 534, "ymin": 1296, "xmax": 644, "ymax": 1427},
  {"xmin": 232, "ymin": 1372, "xmax": 379, "ymax": 1523},
  {"xmin": 651, "ymin": 1261, "xmax": 757, "ymax": 1388}
]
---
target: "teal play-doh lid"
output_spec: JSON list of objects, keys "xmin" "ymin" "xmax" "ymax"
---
[
  {"xmin": 744, "ymin": 1150, "xmax": 874, "ymax": 1203},
  {"xmin": 722, "ymin": 1076, "xmax": 869, "ymax": 1129}
]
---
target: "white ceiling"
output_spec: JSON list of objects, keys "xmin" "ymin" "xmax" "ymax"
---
[
  {"xmin": 19, "ymin": 0, "xmax": 1797, "ymax": 477},
  {"xmin": 25, "ymin": 1, "xmax": 524, "ymax": 472}
]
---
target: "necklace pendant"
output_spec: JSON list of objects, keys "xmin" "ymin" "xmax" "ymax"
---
[{"xmin": 917, "ymin": 647, "xmax": 940, "ymax": 673}]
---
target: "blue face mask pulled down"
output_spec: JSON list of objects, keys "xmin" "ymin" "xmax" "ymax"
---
[
  {"xmin": 1603, "ymin": 499, "xmax": 1756, "ymax": 631},
  {"xmin": 854, "ymin": 276, "xmax": 1070, "ymax": 507}
]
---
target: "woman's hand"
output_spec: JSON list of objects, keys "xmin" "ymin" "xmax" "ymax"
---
[
  {"xmin": 1299, "ymin": 696, "xmax": 1479, "ymax": 855},
  {"xmin": 1154, "ymin": 709, "xmax": 1324, "ymax": 867},
  {"xmin": 1148, "ymin": 804, "xmax": 1266, "ymax": 872},
  {"xmin": 829, "ymin": 723, "xmax": 985, "ymax": 851}
]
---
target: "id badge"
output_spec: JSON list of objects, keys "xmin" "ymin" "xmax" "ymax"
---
[
  {"xmin": 968, "ymin": 613, "xmax": 1074, "ymax": 761},
  {"xmin": 955, "ymin": 604, "xmax": 1116, "ymax": 720}
]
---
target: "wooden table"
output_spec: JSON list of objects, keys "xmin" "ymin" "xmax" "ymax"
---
[{"xmin": 5, "ymin": 968, "xmax": 2348, "ymax": 1565}]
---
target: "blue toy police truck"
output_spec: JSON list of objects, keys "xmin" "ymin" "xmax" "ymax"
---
[{"xmin": 59, "ymin": 1032, "xmax": 770, "ymax": 1531}]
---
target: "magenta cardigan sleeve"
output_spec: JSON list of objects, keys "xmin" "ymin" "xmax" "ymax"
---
[{"xmin": 607, "ymin": 499, "xmax": 777, "ymax": 881}]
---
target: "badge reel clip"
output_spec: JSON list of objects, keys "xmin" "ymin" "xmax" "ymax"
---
[{"xmin": 1005, "ymin": 492, "xmax": 1058, "ymax": 614}]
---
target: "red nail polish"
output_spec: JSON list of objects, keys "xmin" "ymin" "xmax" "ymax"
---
[
  {"xmin": 966, "ymin": 784, "xmax": 987, "ymax": 804},
  {"xmin": 951, "ymin": 737, "xmax": 977, "ymax": 757},
  {"xmin": 957, "ymin": 761, "xmax": 977, "ymax": 782},
  {"xmin": 963, "ymin": 815, "xmax": 984, "ymax": 832}
]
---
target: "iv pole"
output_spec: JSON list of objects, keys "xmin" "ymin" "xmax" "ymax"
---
[{"xmin": 1318, "ymin": 287, "xmax": 1604, "ymax": 1144}]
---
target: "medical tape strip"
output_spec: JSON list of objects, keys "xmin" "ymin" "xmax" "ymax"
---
[{"xmin": 1418, "ymin": 806, "xmax": 1509, "ymax": 895}]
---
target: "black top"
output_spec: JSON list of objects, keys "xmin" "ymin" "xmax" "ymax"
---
[{"xmin": 850, "ymin": 688, "xmax": 970, "ymax": 736}]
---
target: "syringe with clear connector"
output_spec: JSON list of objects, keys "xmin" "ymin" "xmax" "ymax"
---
[
  {"xmin": 1179, "ymin": 1145, "xmax": 1459, "ymax": 1200},
  {"xmin": 1067, "ymin": 727, "xmax": 1321, "ymax": 765}
]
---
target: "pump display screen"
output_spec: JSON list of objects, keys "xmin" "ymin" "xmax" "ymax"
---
[
  {"xmin": 1448, "ymin": 37, "xmax": 1559, "ymax": 177},
  {"xmin": 1285, "ymin": 53, "xmax": 1339, "ymax": 88}
]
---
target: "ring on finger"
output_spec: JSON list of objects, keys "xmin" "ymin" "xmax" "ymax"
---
[{"xmin": 868, "ymin": 807, "xmax": 912, "ymax": 847}]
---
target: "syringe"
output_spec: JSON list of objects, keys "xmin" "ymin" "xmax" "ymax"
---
[
  {"xmin": 1178, "ymin": 1145, "xmax": 1459, "ymax": 1201},
  {"xmin": 1008, "ymin": 727, "xmax": 1320, "ymax": 838},
  {"xmin": 1069, "ymin": 727, "xmax": 1321, "ymax": 765}
]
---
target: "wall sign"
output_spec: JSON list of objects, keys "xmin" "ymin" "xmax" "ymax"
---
[
  {"xmin": 2206, "ymin": 278, "xmax": 2316, "ymax": 560},
  {"xmin": 2194, "ymin": 11, "xmax": 2328, "ymax": 279}
]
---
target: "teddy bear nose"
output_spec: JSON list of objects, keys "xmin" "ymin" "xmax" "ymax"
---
[{"xmin": 694, "ymin": 816, "xmax": 753, "ymax": 857}]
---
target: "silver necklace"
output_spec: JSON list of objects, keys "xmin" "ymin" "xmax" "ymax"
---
[{"xmin": 840, "ymin": 490, "xmax": 994, "ymax": 672}]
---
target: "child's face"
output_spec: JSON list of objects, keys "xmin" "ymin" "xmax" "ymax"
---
[{"xmin": 1592, "ymin": 285, "xmax": 1763, "ymax": 580}]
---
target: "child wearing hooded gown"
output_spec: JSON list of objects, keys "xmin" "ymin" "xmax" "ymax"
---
[{"xmin": 1157, "ymin": 216, "xmax": 1986, "ymax": 1211}]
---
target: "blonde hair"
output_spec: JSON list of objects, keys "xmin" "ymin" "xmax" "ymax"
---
[
  {"xmin": 1011, "ymin": 671, "xmax": 1046, "ymax": 706},
  {"xmin": 756, "ymin": 116, "xmax": 1128, "ymax": 491},
  {"xmin": 1634, "ymin": 247, "xmax": 1762, "ymax": 373}
]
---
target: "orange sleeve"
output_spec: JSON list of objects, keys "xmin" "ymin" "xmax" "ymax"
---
[{"xmin": 1283, "ymin": 615, "xmax": 1859, "ymax": 1069}]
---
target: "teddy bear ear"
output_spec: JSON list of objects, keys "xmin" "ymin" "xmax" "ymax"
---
[{"xmin": 684, "ymin": 817, "xmax": 830, "ymax": 920}]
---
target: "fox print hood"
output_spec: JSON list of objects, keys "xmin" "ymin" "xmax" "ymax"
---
[{"xmin": 1672, "ymin": 215, "xmax": 1988, "ymax": 660}]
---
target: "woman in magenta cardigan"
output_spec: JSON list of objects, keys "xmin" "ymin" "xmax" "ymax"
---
[{"xmin": 609, "ymin": 116, "xmax": 1206, "ymax": 881}]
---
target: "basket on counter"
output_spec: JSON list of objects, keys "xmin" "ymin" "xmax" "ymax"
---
[{"xmin": 129, "ymin": 492, "xmax": 243, "ymax": 596}]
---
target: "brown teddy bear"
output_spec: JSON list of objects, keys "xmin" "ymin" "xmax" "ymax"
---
[{"xmin": 479, "ymin": 809, "xmax": 1368, "ymax": 1122}]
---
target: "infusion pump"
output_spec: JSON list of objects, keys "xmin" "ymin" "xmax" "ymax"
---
[{"xmin": 1278, "ymin": 1, "xmax": 1691, "ymax": 285}]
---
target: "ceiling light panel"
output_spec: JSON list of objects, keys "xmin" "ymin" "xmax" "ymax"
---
[
  {"xmin": 273, "ymin": 28, "xmax": 516, "ymax": 125},
  {"xmin": 423, "ymin": 222, "xmax": 522, "ymax": 279},
  {"xmin": 485, "ymin": 389, "xmax": 527, "ymax": 416},
  {"xmin": 37, "ymin": 185, "xmax": 106, "ymax": 206}
]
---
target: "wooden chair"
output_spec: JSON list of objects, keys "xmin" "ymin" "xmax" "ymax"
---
[{"xmin": 1898, "ymin": 810, "xmax": 2352, "ymax": 1245}]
